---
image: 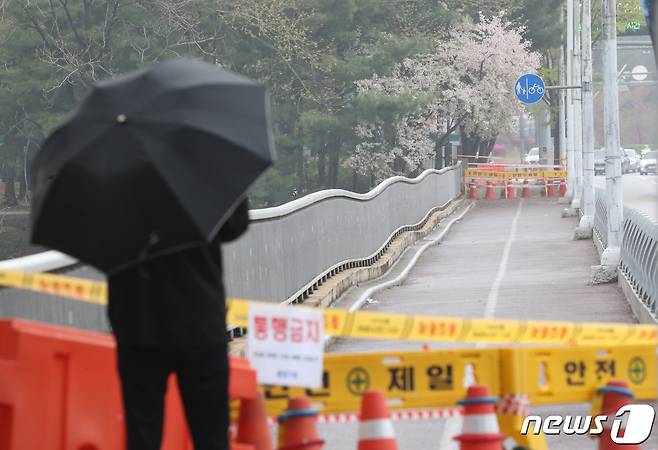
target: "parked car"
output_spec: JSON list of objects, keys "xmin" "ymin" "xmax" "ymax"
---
[
  {"xmin": 639, "ymin": 150, "xmax": 657, "ymax": 175},
  {"xmin": 624, "ymin": 149, "xmax": 641, "ymax": 172},
  {"xmin": 594, "ymin": 148, "xmax": 630, "ymax": 175},
  {"xmin": 524, "ymin": 147, "xmax": 539, "ymax": 164}
]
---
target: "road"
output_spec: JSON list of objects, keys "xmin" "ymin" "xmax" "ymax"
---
[
  {"xmin": 595, "ymin": 172, "xmax": 658, "ymax": 221},
  {"xmin": 317, "ymin": 199, "xmax": 657, "ymax": 450}
]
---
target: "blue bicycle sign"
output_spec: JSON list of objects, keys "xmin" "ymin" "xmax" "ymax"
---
[{"xmin": 515, "ymin": 74, "xmax": 545, "ymax": 104}]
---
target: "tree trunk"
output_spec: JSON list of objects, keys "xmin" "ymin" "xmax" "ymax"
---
[
  {"xmin": 317, "ymin": 141, "xmax": 327, "ymax": 189},
  {"xmin": 2, "ymin": 170, "xmax": 17, "ymax": 207},
  {"xmin": 17, "ymin": 174, "xmax": 27, "ymax": 202},
  {"xmin": 434, "ymin": 138, "xmax": 444, "ymax": 169},
  {"xmin": 328, "ymin": 137, "xmax": 340, "ymax": 188}
]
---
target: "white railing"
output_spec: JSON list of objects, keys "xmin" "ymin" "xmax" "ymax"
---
[{"xmin": 594, "ymin": 188, "xmax": 658, "ymax": 318}]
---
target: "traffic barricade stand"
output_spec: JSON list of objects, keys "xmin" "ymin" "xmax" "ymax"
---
[
  {"xmin": 498, "ymin": 348, "xmax": 548, "ymax": 450},
  {"xmin": 0, "ymin": 318, "xmax": 259, "ymax": 450},
  {"xmin": 0, "ymin": 318, "xmax": 125, "ymax": 450}
]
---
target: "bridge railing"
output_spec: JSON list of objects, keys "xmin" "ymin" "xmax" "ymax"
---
[
  {"xmin": 594, "ymin": 188, "xmax": 658, "ymax": 318},
  {"xmin": 0, "ymin": 163, "xmax": 463, "ymax": 331}
]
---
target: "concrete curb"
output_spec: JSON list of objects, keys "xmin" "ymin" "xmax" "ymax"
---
[{"xmin": 349, "ymin": 201, "xmax": 474, "ymax": 312}]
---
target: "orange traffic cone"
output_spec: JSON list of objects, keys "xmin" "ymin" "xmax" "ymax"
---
[
  {"xmin": 522, "ymin": 179, "xmax": 531, "ymax": 198},
  {"xmin": 546, "ymin": 179, "xmax": 556, "ymax": 197},
  {"xmin": 235, "ymin": 393, "xmax": 273, "ymax": 450},
  {"xmin": 454, "ymin": 385, "xmax": 505, "ymax": 450},
  {"xmin": 469, "ymin": 180, "xmax": 478, "ymax": 200},
  {"xmin": 357, "ymin": 390, "xmax": 397, "ymax": 450},
  {"xmin": 485, "ymin": 181, "xmax": 495, "ymax": 200},
  {"xmin": 277, "ymin": 397, "xmax": 324, "ymax": 450},
  {"xmin": 506, "ymin": 180, "xmax": 516, "ymax": 200},
  {"xmin": 559, "ymin": 178, "xmax": 568, "ymax": 197},
  {"xmin": 596, "ymin": 381, "xmax": 640, "ymax": 450}
]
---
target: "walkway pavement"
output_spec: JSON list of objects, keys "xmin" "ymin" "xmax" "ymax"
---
[{"xmin": 320, "ymin": 198, "xmax": 655, "ymax": 450}]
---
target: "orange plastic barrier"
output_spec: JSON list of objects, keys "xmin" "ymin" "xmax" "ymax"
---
[{"xmin": 0, "ymin": 319, "xmax": 257, "ymax": 450}]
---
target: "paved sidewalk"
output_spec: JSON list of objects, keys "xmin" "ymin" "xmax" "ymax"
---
[{"xmin": 323, "ymin": 198, "xmax": 653, "ymax": 450}]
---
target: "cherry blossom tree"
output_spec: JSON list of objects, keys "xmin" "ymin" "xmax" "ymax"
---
[{"xmin": 349, "ymin": 15, "xmax": 541, "ymax": 180}]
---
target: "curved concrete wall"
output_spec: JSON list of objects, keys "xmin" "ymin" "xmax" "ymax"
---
[{"xmin": 0, "ymin": 164, "xmax": 463, "ymax": 331}]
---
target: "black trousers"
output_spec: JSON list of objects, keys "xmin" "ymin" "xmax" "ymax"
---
[{"xmin": 117, "ymin": 344, "xmax": 229, "ymax": 450}]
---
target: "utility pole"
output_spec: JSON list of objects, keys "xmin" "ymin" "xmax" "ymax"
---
[
  {"xmin": 559, "ymin": 7, "xmax": 567, "ymax": 170},
  {"xmin": 571, "ymin": 0, "xmax": 583, "ymax": 210},
  {"xmin": 594, "ymin": 0, "xmax": 624, "ymax": 281},
  {"xmin": 565, "ymin": 0, "xmax": 576, "ymax": 201},
  {"xmin": 576, "ymin": 0, "xmax": 595, "ymax": 238}
]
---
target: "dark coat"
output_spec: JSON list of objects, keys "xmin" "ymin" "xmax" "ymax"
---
[{"xmin": 108, "ymin": 200, "xmax": 249, "ymax": 348}]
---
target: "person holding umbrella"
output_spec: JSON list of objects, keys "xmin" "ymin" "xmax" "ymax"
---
[{"xmin": 30, "ymin": 59, "xmax": 275, "ymax": 449}]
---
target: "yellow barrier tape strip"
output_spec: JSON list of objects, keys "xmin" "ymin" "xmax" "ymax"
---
[
  {"xmin": 0, "ymin": 268, "xmax": 107, "ymax": 305},
  {"xmin": 225, "ymin": 299, "xmax": 658, "ymax": 346},
  {"xmin": 463, "ymin": 169, "xmax": 568, "ymax": 179},
  {"xmin": 1, "ymin": 269, "xmax": 656, "ymax": 345}
]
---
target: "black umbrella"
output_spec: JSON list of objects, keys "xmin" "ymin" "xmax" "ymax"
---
[{"xmin": 31, "ymin": 59, "xmax": 274, "ymax": 272}]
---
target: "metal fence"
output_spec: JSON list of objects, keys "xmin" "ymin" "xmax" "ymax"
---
[
  {"xmin": 594, "ymin": 188, "xmax": 657, "ymax": 317},
  {"xmin": 0, "ymin": 164, "xmax": 463, "ymax": 332}
]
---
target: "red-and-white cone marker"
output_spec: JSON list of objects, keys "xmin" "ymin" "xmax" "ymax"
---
[
  {"xmin": 235, "ymin": 393, "xmax": 273, "ymax": 450},
  {"xmin": 357, "ymin": 390, "xmax": 398, "ymax": 450},
  {"xmin": 522, "ymin": 179, "xmax": 531, "ymax": 198},
  {"xmin": 559, "ymin": 178, "xmax": 568, "ymax": 197},
  {"xmin": 277, "ymin": 397, "xmax": 324, "ymax": 450},
  {"xmin": 485, "ymin": 181, "xmax": 495, "ymax": 200},
  {"xmin": 470, "ymin": 179, "xmax": 479, "ymax": 200},
  {"xmin": 454, "ymin": 385, "xmax": 505, "ymax": 450},
  {"xmin": 596, "ymin": 381, "xmax": 640, "ymax": 450}
]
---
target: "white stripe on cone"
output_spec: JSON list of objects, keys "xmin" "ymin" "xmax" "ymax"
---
[
  {"xmin": 461, "ymin": 413, "xmax": 501, "ymax": 434},
  {"xmin": 358, "ymin": 418, "xmax": 396, "ymax": 441}
]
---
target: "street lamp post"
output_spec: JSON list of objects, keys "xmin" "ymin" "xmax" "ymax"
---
[
  {"xmin": 565, "ymin": 0, "xmax": 576, "ymax": 201},
  {"xmin": 594, "ymin": 0, "xmax": 624, "ymax": 282},
  {"xmin": 576, "ymin": 0, "xmax": 596, "ymax": 238},
  {"xmin": 571, "ymin": 0, "xmax": 584, "ymax": 210}
]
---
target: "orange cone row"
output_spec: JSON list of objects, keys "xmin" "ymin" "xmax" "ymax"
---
[{"xmin": 468, "ymin": 178, "xmax": 567, "ymax": 200}]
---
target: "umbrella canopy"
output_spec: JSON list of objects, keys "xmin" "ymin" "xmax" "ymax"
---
[{"xmin": 31, "ymin": 58, "xmax": 274, "ymax": 272}]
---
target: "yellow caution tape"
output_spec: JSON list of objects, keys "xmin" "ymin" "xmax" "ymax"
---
[
  {"xmin": 1, "ymin": 269, "xmax": 656, "ymax": 345},
  {"xmin": 464, "ymin": 169, "xmax": 568, "ymax": 179},
  {"xmin": 227, "ymin": 299, "xmax": 658, "ymax": 346},
  {"xmin": 0, "ymin": 268, "xmax": 107, "ymax": 305}
]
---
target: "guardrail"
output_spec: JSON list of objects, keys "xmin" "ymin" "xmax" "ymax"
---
[
  {"xmin": 594, "ymin": 188, "xmax": 657, "ymax": 318},
  {"xmin": 0, "ymin": 163, "xmax": 463, "ymax": 331}
]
